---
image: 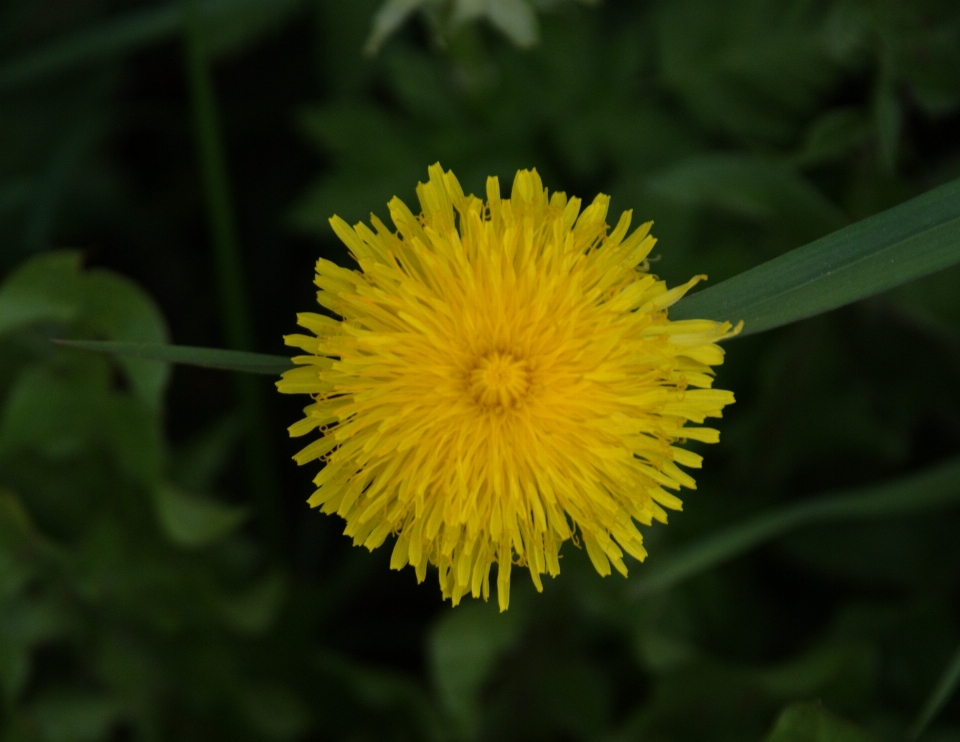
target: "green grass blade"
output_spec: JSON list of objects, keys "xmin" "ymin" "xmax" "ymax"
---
[
  {"xmin": 54, "ymin": 340, "xmax": 292, "ymax": 375},
  {"xmin": 909, "ymin": 642, "xmax": 960, "ymax": 741},
  {"xmin": 670, "ymin": 177, "xmax": 960, "ymax": 336},
  {"xmin": 629, "ymin": 456, "xmax": 960, "ymax": 600}
]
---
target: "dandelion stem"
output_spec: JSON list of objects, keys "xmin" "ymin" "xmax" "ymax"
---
[{"xmin": 179, "ymin": 0, "xmax": 281, "ymax": 550}]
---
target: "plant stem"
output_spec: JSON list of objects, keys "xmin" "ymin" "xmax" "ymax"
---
[{"xmin": 179, "ymin": 0, "xmax": 282, "ymax": 551}]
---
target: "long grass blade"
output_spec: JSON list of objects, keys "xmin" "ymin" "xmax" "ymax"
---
[
  {"xmin": 670, "ymin": 177, "xmax": 960, "ymax": 336},
  {"xmin": 629, "ymin": 456, "xmax": 960, "ymax": 600},
  {"xmin": 54, "ymin": 339, "xmax": 292, "ymax": 375}
]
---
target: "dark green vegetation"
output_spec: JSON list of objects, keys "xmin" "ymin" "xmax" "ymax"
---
[{"xmin": 2, "ymin": 0, "xmax": 960, "ymax": 740}]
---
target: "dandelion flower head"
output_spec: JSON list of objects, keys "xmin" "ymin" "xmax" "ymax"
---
[{"xmin": 278, "ymin": 164, "xmax": 740, "ymax": 611}]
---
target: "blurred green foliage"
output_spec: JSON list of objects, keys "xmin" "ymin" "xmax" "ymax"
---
[{"xmin": 1, "ymin": 0, "xmax": 960, "ymax": 740}]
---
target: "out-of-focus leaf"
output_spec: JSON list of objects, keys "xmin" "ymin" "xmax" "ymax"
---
[
  {"xmin": 152, "ymin": 484, "xmax": 248, "ymax": 548},
  {"xmin": 429, "ymin": 599, "xmax": 523, "ymax": 734},
  {"xmin": 79, "ymin": 270, "xmax": 170, "ymax": 410},
  {"xmin": 874, "ymin": 1, "xmax": 960, "ymax": 116},
  {"xmin": 763, "ymin": 702, "xmax": 879, "ymax": 742},
  {"xmin": 0, "ymin": 488, "xmax": 40, "ymax": 552},
  {"xmin": 103, "ymin": 397, "xmax": 163, "ymax": 485},
  {"xmin": 657, "ymin": 0, "xmax": 843, "ymax": 143},
  {"xmin": 484, "ymin": 651, "xmax": 612, "ymax": 741},
  {"xmin": 53, "ymin": 340, "xmax": 292, "ymax": 375},
  {"xmin": 791, "ymin": 107, "xmax": 869, "ymax": 167},
  {"xmin": 29, "ymin": 691, "xmax": 121, "ymax": 742},
  {"xmin": 670, "ymin": 176, "xmax": 960, "ymax": 335},
  {"xmin": 170, "ymin": 414, "xmax": 242, "ymax": 491},
  {"xmin": 366, "ymin": 0, "xmax": 596, "ymax": 54},
  {"xmin": 291, "ymin": 102, "xmax": 425, "ymax": 230},
  {"xmin": 0, "ymin": 254, "xmax": 170, "ymax": 408},
  {"xmin": 316, "ymin": 650, "xmax": 444, "ymax": 738},
  {"xmin": 382, "ymin": 47, "xmax": 457, "ymax": 121},
  {"xmin": 0, "ymin": 492, "xmax": 51, "ymax": 701},
  {"xmin": 0, "ymin": 363, "xmax": 106, "ymax": 459},
  {"xmin": 365, "ymin": 0, "xmax": 429, "ymax": 55},
  {"xmin": 649, "ymin": 154, "xmax": 845, "ymax": 238},
  {"xmin": 629, "ymin": 456, "xmax": 960, "ymax": 599},
  {"xmin": 0, "ymin": 598, "xmax": 69, "ymax": 701},
  {"xmin": 755, "ymin": 644, "xmax": 878, "ymax": 713},
  {"xmin": 0, "ymin": 251, "xmax": 81, "ymax": 338},
  {"xmin": 910, "ymin": 642, "xmax": 960, "ymax": 742},
  {"xmin": 472, "ymin": 0, "xmax": 539, "ymax": 47},
  {"xmin": 239, "ymin": 683, "xmax": 312, "ymax": 741},
  {"xmin": 216, "ymin": 571, "xmax": 285, "ymax": 634}
]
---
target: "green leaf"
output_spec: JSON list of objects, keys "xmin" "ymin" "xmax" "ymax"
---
[
  {"xmin": 170, "ymin": 414, "xmax": 243, "ymax": 491},
  {"xmin": 315, "ymin": 650, "xmax": 443, "ymax": 738},
  {"xmin": 656, "ymin": 0, "xmax": 842, "ymax": 143},
  {"xmin": 0, "ymin": 255, "xmax": 171, "ymax": 407},
  {"xmin": 103, "ymin": 396, "xmax": 163, "ymax": 485},
  {"xmin": 0, "ymin": 488, "xmax": 40, "ymax": 554},
  {"xmin": 78, "ymin": 269, "xmax": 171, "ymax": 410},
  {"xmin": 790, "ymin": 107, "xmax": 870, "ymax": 167},
  {"xmin": 216, "ymin": 571, "xmax": 286, "ymax": 634},
  {"xmin": 474, "ymin": 0, "xmax": 539, "ymax": 47},
  {"xmin": 238, "ymin": 684, "xmax": 312, "ymax": 741},
  {"xmin": 763, "ymin": 703, "xmax": 879, "ymax": 742},
  {"xmin": 365, "ymin": 0, "xmax": 429, "ymax": 55},
  {"xmin": 29, "ymin": 691, "xmax": 121, "ymax": 742},
  {"xmin": 755, "ymin": 644, "xmax": 879, "ymax": 712},
  {"xmin": 0, "ymin": 364, "xmax": 106, "ymax": 459},
  {"xmin": 0, "ymin": 251, "xmax": 82, "ymax": 338},
  {"xmin": 429, "ymin": 600, "xmax": 523, "ymax": 735},
  {"xmin": 670, "ymin": 176, "xmax": 960, "ymax": 336},
  {"xmin": 53, "ymin": 340, "xmax": 293, "ymax": 375},
  {"xmin": 0, "ymin": 598, "xmax": 69, "ymax": 702},
  {"xmin": 152, "ymin": 484, "xmax": 248, "ymax": 548},
  {"xmin": 909, "ymin": 642, "xmax": 960, "ymax": 742},
  {"xmin": 629, "ymin": 456, "xmax": 960, "ymax": 600}
]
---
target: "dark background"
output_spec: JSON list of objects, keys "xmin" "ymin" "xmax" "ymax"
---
[{"xmin": 1, "ymin": 0, "xmax": 960, "ymax": 740}]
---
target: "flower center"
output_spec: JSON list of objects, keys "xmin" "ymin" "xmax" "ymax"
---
[{"xmin": 469, "ymin": 352, "xmax": 531, "ymax": 409}]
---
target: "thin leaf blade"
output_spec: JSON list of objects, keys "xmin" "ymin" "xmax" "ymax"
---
[
  {"xmin": 54, "ymin": 340, "xmax": 292, "ymax": 376},
  {"xmin": 670, "ymin": 176, "xmax": 960, "ymax": 335}
]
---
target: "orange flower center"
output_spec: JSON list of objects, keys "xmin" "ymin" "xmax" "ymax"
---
[{"xmin": 469, "ymin": 352, "xmax": 532, "ymax": 409}]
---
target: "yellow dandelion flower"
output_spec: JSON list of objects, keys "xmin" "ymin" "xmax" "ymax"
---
[{"xmin": 277, "ymin": 164, "xmax": 740, "ymax": 611}]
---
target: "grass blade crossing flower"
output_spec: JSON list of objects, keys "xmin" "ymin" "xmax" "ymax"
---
[{"xmin": 277, "ymin": 164, "xmax": 740, "ymax": 610}]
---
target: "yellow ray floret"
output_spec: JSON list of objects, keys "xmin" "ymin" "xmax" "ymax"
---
[{"xmin": 277, "ymin": 164, "xmax": 741, "ymax": 611}]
